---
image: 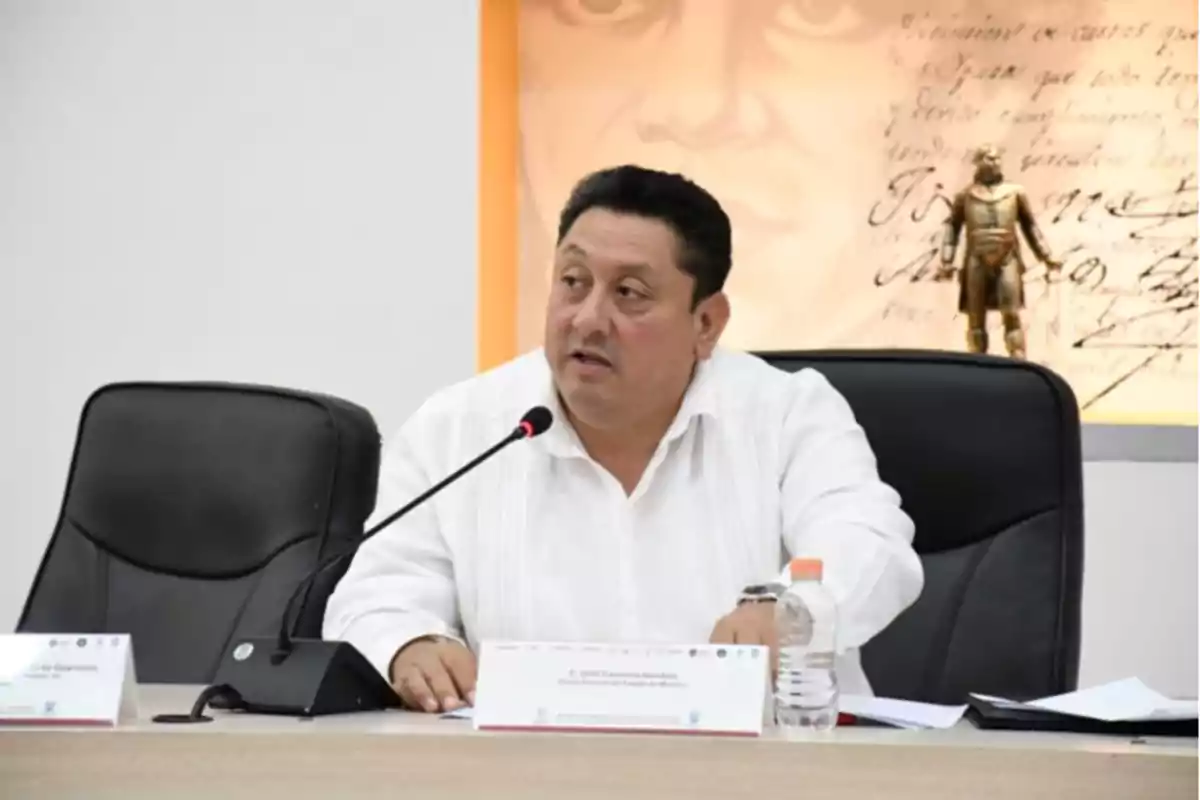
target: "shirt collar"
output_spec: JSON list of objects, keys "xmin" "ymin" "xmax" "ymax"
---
[{"xmin": 532, "ymin": 351, "xmax": 721, "ymax": 459}]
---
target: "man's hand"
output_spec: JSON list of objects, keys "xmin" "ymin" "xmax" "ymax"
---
[
  {"xmin": 710, "ymin": 602, "xmax": 779, "ymax": 673},
  {"xmin": 389, "ymin": 636, "xmax": 477, "ymax": 713},
  {"xmin": 934, "ymin": 261, "xmax": 956, "ymax": 282},
  {"xmin": 1044, "ymin": 257, "xmax": 1063, "ymax": 272}
]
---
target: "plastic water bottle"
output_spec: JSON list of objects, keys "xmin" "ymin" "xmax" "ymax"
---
[{"xmin": 774, "ymin": 557, "xmax": 839, "ymax": 730}]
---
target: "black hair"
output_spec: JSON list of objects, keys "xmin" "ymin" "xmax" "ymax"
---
[{"xmin": 555, "ymin": 165, "xmax": 732, "ymax": 305}]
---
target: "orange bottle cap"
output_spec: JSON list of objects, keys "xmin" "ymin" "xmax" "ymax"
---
[{"xmin": 789, "ymin": 558, "xmax": 823, "ymax": 581}]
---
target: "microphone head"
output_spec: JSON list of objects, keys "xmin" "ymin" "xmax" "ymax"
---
[{"xmin": 518, "ymin": 406, "xmax": 553, "ymax": 438}]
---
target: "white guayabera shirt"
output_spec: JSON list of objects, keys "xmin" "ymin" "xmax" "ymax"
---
[{"xmin": 323, "ymin": 348, "xmax": 924, "ymax": 696}]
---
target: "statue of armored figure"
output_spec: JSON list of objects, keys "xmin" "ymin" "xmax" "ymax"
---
[{"xmin": 936, "ymin": 145, "xmax": 1062, "ymax": 358}]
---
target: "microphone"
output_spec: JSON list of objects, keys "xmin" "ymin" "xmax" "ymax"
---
[{"xmin": 157, "ymin": 406, "xmax": 553, "ymax": 722}]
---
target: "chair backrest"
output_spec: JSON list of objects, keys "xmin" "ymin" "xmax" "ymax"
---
[
  {"xmin": 757, "ymin": 350, "xmax": 1083, "ymax": 703},
  {"xmin": 18, "ymin": 382, "xmax": 380, "ymax": 684}
]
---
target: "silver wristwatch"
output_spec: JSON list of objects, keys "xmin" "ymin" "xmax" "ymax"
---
[{"xmin": 737, "ymin": 582, "xmax": 786, "ymax": 606}]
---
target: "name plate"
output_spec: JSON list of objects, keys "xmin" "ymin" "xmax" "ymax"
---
[
  {"xmin": 0, "ymin": 634, "xmax": 138, "ymax": 726},
  {"xmin": 473, "ymin": 641, "xmax": 769, "ymax": 736}
]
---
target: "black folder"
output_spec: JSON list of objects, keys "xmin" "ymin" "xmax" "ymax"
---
[{"xmin": 966, "ymin": 696, "xmax": 1198, "ymax": 738}]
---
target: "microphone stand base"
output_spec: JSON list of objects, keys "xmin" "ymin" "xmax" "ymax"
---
[{"xmin": 208, "ymin": 638, "xmax": 400, "ymax": 717}]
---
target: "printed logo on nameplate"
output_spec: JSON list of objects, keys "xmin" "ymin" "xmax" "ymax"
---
[
  {"xmin": 472, "ymin": 641, "xmax": 769, "ymax": 736},
  {"xmin": 0, "ymin": 634, "xmax": 138, "ymax": 726}
]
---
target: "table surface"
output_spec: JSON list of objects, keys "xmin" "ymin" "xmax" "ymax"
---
[{"xmin": 1, "ymin": 684, "xmax": 1195, "ymax": 800}]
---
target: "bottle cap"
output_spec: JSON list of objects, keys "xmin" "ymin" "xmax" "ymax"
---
[{"xmin": 789, "ymin": 557, "xmax": 823, "ymax": 582}]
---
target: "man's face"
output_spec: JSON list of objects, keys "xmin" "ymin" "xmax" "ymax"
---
[{"xmin": 543, "ymin": 207, "xmax": 726, "ymax": 429}]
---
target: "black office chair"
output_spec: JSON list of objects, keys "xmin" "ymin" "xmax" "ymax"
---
[
  {"xmin": 757, "ymin": 349, "xmax": 1083, "ymax": 704},
  {"xmin": 18, "ymin": 382, "xmax": 380, "ymax": 684}
]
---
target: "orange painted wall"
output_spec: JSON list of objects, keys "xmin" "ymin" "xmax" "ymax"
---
[{"xmin": 477, "ymin": 0, "xmax": 519, "ymax": 372}]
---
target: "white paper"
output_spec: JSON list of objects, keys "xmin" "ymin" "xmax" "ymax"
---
[
  {"xmin": 838, "ymin": 694, "xmax": 967, "ymax": 729},
  {"xmin": 440, "ymin": 706, "xmax": 474, "ymax": 720},
  {"xmin": 971, "ymin": 677, "xmax": 1197, "ymax": 723}
]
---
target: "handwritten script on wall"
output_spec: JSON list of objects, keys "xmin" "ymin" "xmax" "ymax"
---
[{"xmin": 516, "ymin": 0, "xmax": 1197, "ymax": 422}]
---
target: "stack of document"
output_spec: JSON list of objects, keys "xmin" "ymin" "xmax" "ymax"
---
[
  {"xmin": 971, "ymin": 677, "xmax": 1198, "ymax": 723},
  {"xmin": 834, "ymin": 678, "xmax": 1197, "ymax": 730}
]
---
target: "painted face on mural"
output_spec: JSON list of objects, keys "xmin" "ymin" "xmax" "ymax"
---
[{"xmin": 518, "ymin": 0, "xmax": 906, "ymax": 345}]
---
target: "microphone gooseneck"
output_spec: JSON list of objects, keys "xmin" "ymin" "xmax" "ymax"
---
[{"xmin": 273, "ymin": 406, "xmax": 554, "ymax": 657}]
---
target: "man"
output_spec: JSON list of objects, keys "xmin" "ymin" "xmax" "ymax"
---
[
  {"xmin": 324, "ymin": 165, "xmax": 923, "ymax": 713},
  {"xmin": 937, "ymin": 144, "xmax": 1062, "ymax": 358}
]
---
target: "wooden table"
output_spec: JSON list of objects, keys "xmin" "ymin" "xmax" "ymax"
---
[{"xmin": 0, "ymin": 685, "xmax": 1195, "ymax": 799}]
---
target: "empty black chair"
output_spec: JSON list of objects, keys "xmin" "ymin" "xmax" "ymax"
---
[
  {"xmin": 758, "ymin": 349, "xmax": 1083, "ymax": 704},
  {"xmin": 18, "ymin": 382, "xmax": 380, "ymax": 684}
]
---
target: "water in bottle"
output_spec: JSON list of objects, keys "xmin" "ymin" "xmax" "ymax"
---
[{"xmin": 774, "ymin": 557, "xmax": 839, "ymax": 730}]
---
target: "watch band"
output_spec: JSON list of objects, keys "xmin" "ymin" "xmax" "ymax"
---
[{"xmin": 738, "ymin": 582, "xmax": 786, "ymax": 605}]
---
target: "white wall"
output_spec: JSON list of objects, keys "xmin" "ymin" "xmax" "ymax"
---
[
  {"xmin": 1079, "ymin": 461, "xmax": 1198, "ymax": 699},
  {"xmin": 0, "ymin": 0, "xmax": 479, "ymax": 628}
]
